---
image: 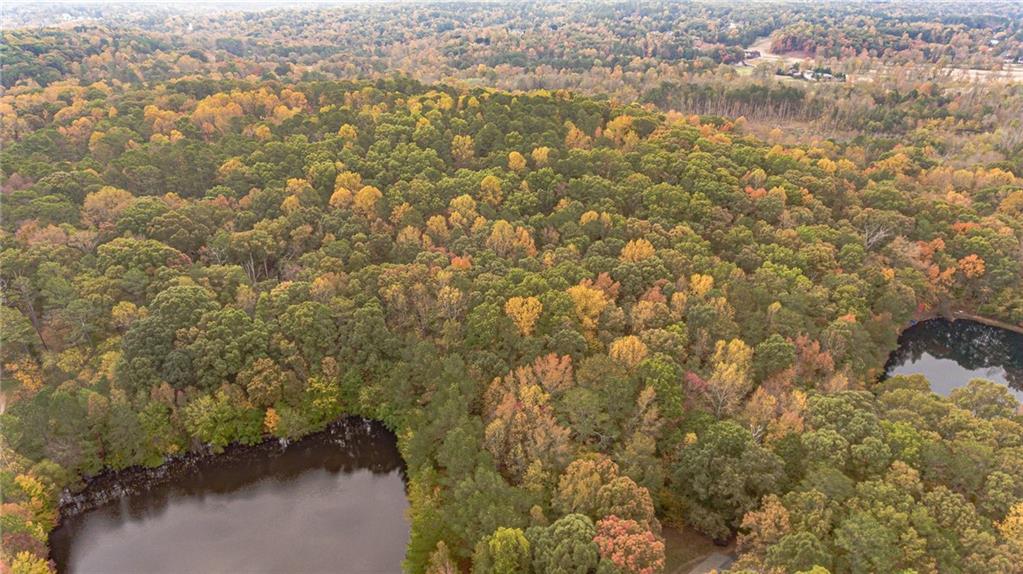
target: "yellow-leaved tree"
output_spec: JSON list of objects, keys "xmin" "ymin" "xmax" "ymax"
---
[
  {"xmin": 353, "ymin": 185, "xmax": 382, "ymax": 216},
  {"xmin": 452, "ymin": 134, "xmax": 474, "ymax": 166},
  {"xmin": 704, "ymin": 338, "xmax": 754, "ymax": 418},
  {"xmin": 620, "ymin": 239, "xmax": 655, "ymax": 262},
  {"xmin": 531, "ymin": 146, "xmax": 550, "ymax": 166},
  {"xmin": 567, "ymin": 283, "xmax": 609, "ymax": 336},
  {"xmin": 480, "ymin": 174, "xmax": 504, "ymax": 206},
  {"xmin": 508, "ymin": 151, "xmax": 527, "ymax": 172},
  {"xmin": 505, "ymin": 296, "xmax": 543, "ymax": 336},
  {"xmin": 609, "ymin": 335, "xmax": 649, "ymax": 369}
]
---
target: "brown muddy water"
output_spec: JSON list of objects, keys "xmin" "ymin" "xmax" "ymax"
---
[{"xmin": 49, "ymin": 417, "xmax": 409, "ymax": 574}]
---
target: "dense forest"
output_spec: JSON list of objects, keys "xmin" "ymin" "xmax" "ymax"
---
[
  {"xmin": 5, "ymin": 1, "xmax": 1023, "ymax": 91},
  {"xmin": 5, "ymin": 2, "xmax": 1023, "ymax": 174},
  {"xmin": 2, "ymin": 3, "xmax": 1023, "ymax": 574}
]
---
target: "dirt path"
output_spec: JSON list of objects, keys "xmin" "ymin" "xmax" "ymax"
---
[{"xmin": 662, "ymin": 525, "xmax": 736, "ymax": 574}]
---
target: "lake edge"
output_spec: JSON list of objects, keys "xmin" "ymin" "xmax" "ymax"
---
[{"xmin": 50, "ymin": 415, "xmax": 393, "ymax": 531}]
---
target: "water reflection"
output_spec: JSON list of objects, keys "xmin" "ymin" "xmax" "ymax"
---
[
  {"xmin": 50, "ymin": 418, "xmax": 409, "ymax": 574},
  {"xmin": 885, "ymin": 319, "xmax": 1023, "ymax": 400}
]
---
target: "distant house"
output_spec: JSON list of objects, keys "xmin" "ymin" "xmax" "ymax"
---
[
  {"xmin": 787, "ymin": 68, "xmax": 841, "ymax": 82},
  {"xmin": 744, "ymin": 49, "xmax": 761, "ymax": 60}
]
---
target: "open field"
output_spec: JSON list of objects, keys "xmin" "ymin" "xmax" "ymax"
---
[{"xmin": 746, "ymin": 37, "xmax": 1023, "ymax": 83}]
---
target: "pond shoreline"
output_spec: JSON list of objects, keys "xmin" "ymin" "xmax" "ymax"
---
[
  {"xmin": 945, "ymin": 310, "xmax": 1023, "ymax": 335},
  {"xmin": 53, "ymin": 416, "xmax": 368, "ymax": 524},
  {"xmin": 885, "ymin": 315, "xmax": 1023, "ymax": 403},
  {"xmin": 50, "ymin": 415, "xmax": 409, "ymax": 574},
  {"xmin": 909, "ymin": 308, "xmax": 1023, "ymax": 335}
]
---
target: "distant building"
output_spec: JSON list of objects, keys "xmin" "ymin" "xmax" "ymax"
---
[
  {"xmin": 786, "ymin": 68, "xmax": 841, "ymax": 82},
  {"xmin": 744, "ymin": 49, "xmax": 761, "ymax": 60}
]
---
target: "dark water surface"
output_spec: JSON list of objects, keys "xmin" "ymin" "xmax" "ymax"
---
[
  {"xmin": 885, "ymin": 318, "xmax": 1023, "ymax": 400},
  {"xmin": 50, "ymin": 418, "xmax": 409, "ymax": 574}
]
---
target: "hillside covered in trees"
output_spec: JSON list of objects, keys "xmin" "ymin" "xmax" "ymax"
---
[
  {"xmin": 6, "ymin": 1, "xmax": 1023, "ymax": 175},
  {"xmin": 2, "ymin": 3, "xmax": 1023, "ymax": 574}
]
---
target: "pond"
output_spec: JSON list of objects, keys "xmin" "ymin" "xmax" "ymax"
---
[
  {"xmin": 885, "ymin": 318, "xmax": 1023, "ymax": 401},
  {"xmin": 49, "ymin": 418, "xmax": 409, "ymax": 574}
]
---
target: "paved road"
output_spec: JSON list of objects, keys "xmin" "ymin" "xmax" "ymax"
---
[{"xmin": 684, "ymin": 552, "xmax": 734, "ymax": 574}]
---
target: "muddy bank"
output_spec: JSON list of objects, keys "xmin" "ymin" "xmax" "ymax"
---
[
  {"xmin": 50, "ymin": 415, "xmax": 409, "ymax": 573},
  {"xmin": 55, "ymin": 416, "xmax": 385, "ymax": 522}
]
